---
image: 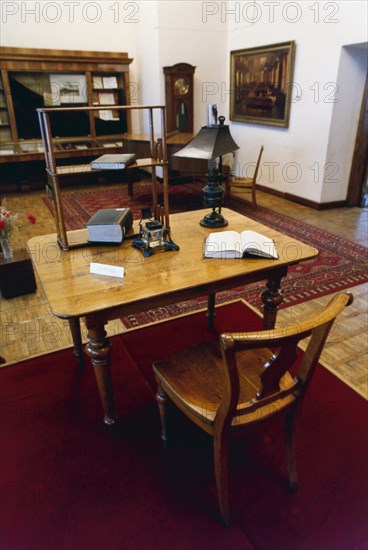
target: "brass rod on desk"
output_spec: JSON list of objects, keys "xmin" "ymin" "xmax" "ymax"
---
[
  {"xmin": 160, "ymin": 107, "xmax": 170, "ymax": 231},
  {"xmin": 148, "ymin": 108, "xmax": 158, "ymax": 217},
  {"xmin": 38, "ymin": 110, "xmax": 68, "ymax": 249}
]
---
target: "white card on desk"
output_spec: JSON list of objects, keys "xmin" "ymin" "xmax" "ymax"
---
[{"xmin": 90, "ymin": 262, "xmax": 124, "ymax": 278}]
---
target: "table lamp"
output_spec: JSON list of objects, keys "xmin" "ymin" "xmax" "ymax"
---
[{"xmin": 173, "ymin": 105, "xmax": 239, "ymax": 227}]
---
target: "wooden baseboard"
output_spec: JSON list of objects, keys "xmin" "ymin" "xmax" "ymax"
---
[{"xmin": 256, "ymin": 184, "xmax": 347, "ymax": 210}]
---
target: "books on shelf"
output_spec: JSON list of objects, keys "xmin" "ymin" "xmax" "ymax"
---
[
  {"xmin": 0, "ymin": 112, "xmax": 9, "ymax": 125},
  {"xmin": 86, "ymin": 208, "xmax": 134, "ymax": 244},
  {"xmin": 103, "ymin": 76, "xmax": 118, "ymax": 89},
  {"xmin": 98, "ymin": 109, "xmax": 119, "ymax": 121},
  {"xmin": 101, "ymin": 141, "xmax": 123, "ymax": 148},
  {"xmin": 20, "ymin": 143, "xmax": 38, "ymax": 152},
  {"xmin": 93, "ymin": 76, "xmax": 103, "ymax": 89},
  {"xmin": 204, "ymin": 230, "xmax": 278, "ymax": 259},
  {"xmin": 74, "ymin": 144, "xmax": 89, "ymax": 150},
  {"xmin": 98, "ymin": 92, "xmax": 116, "ymax": 105},
  {"xmin": 90, "ymin": 153, "xmax": 136, "ymax": 170},
  {"xmin": 93, "ymin": 76, "xmax": 118, "ymax": 89}
]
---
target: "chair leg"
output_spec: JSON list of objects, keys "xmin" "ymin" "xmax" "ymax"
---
[
  {"xmin": 285, "ymin": 407, "xmax": 299, "ymax": 492},
  {"xmin": 156, "ymin": 385, "xmax": 169, "ymax": 450},
  {"xmin": 213, "ymin": 432, "xmax": 231, "ymax": 526}
]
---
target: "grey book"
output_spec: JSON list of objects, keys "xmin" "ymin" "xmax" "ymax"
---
[
  {"xmin": 90, "ymin": 153, "xmax": 136, "ymax": 170},
  {"xmin": 86, "ymin": 208, "xmax": 133, "ymax": 243}
]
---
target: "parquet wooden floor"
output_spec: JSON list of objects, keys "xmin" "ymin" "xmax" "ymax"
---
[{"xmin": 1, "ymin": 183, "xmax": 367, "ymax": 399}]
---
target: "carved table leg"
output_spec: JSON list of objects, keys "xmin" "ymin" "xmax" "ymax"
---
[
  {"xmin": 261, "ymin": 276, "xmax": 284, "ymax": 330},
  {"xmin": 68, "ymin": 317, "xmax": 84, "ymax": 365},
  {"xmin": 156, "ymin": 385, "xmax": 168, "ymax": 450},
  {"xmin": 207, "ymin": 293, "xmax": 216, "ymax": 331},
  {"xmin": 85, "ymin": 319, "xmax": 117, "ymax": 425}
]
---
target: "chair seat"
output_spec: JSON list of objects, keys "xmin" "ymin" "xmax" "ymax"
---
[
  {"xmin": 229, "ymin": 177, "xmax": 253, "ymax": 188},
  {"xmin": 153, "ymin": 341, "xmax": 297, "ymax": 429}
]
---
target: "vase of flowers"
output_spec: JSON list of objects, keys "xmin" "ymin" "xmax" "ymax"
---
[
  {"xmin": 0, "ymin": 235, "xmax": 13, "ymax": 260},
  {"xmin": 0, "ymin": 203, "xmax": 36, "ymax": 260}
]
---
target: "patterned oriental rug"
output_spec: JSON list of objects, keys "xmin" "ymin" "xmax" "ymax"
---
[{"xmin": 43, "ymin": 182, "xmax": 368, "ymax": 329}]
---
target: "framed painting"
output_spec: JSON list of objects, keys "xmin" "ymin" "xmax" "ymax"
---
[{"xmin": 230, "ymin": 41, "xmax": 296, "ymax": 128}]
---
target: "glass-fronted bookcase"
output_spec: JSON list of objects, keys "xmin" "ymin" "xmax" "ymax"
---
[{"xmin": 0, "ymin": 47, "xmax": 133, "ymax": 190}]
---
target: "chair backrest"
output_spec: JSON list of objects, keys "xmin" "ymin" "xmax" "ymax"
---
[
  {"xmin": 216, "ymin": 292, "xmax": 353, "ymax": 426},
  {"xmin": 252, "ymin": 145, "xmax": 264, "ymax": 183}
]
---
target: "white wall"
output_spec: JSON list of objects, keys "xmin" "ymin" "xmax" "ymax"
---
[
  {"xmin": 0, "ymin": 1, "xmax": 139, "ymax": 54},
  {"xmin": 1, "ymin": 0, "xmax": 367, "ymax": 203},
  {"xmin": 154, "ymin": 1, "xmax": 228, "ymax": 130},
  {"xmin": 223, "ymin": 0, "xmax": 368, "ymax": 203}
]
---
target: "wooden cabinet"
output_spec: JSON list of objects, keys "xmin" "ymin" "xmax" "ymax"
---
[
  {"xmin": 0, "ymin": 73, "xmax": 12, "ymax": 146},
  {"xmin": 0, "ymin": 47, "xmax": 133, "ymax": 184}
]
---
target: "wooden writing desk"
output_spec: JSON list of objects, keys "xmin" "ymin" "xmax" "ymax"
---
[{"xmin": 27, "ymin": 208, "xmax": 318, "ymax": 425}]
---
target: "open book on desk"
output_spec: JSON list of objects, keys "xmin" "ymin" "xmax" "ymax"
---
[{"xmin": 204, "ymin": 230, "xmax": 278, "ymax": 259}]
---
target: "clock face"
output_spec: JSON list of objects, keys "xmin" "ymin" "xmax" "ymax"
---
[{"xmin": 174, "ymin": 78, "xmax": 190, "ymax": 96}]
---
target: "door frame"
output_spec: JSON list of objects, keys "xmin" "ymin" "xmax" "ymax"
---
[{"xmin": 347, "ymin": 73, "xmax": 368, "ymax": 206}]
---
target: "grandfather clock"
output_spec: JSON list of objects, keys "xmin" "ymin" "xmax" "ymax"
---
[{"xmin": 163, "ymin": 63, "xmax": 196, "ymax": 133}]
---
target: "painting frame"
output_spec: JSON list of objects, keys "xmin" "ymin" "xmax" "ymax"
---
[{"xmin": 230, "ymin": 41, "xmax": 296, "ymax": 128}]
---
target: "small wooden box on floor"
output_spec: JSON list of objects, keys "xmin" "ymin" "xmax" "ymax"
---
[{"xmin": 0, "ymin": 248, "xmax": 37, "ymax": 299}]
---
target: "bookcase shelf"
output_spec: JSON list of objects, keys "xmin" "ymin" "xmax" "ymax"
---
[
  {"xmin": 0, "ymin": 47, "xmax": 133, "ymax": 179},
  {"xmin": 55, "ymin": 158, "xmax": 162, "ymax": 176}
]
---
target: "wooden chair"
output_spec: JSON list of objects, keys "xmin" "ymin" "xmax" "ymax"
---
[
  {"xmin": 226, "ymin": 145, "xmax": 264, "ymax": 206},
  {"xmin": 153, "ymin": 291, "xmax": 353, "ymax": 525}
]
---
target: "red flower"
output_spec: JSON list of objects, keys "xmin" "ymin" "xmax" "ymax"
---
[
  {"xmin": 0, "ymin": 220, "xmax": 6, "ymax": 230},
  {"xmin": 27, "ymin": 214, "xmax": 37, "ymax": 225}
]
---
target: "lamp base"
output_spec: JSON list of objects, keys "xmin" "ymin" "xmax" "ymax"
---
[{"xmin": 200, "ymin": 209, "xmax": 228, "ymax": 228}]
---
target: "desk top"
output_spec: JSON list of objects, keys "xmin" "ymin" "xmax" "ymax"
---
[{"xmin": 27, "ymin": 208, "xmax": 318, "ymax": 321}]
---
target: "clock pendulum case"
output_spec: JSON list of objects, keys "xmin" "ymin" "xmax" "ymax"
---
[{"xmin": 163, "ymin": 63, "xmax": 196, "ymax": 133}]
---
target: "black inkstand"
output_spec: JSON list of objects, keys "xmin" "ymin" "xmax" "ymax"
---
[{"xmin": 132, "ymin": 208, "xmax": 179, "ymax": 257}]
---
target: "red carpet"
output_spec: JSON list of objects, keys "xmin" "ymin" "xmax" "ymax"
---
[
  {"xmin": 43, "ymin": 182, "xmax": 368, "ymax": 327},
  {"xmin": 1, "ymin": 301, "xmax": 367, "ymax": 550}
]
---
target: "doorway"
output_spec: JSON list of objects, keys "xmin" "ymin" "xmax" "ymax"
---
[{"xmin": 347, "ymin": 72, "xmax": 368, "ymax": 207}]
